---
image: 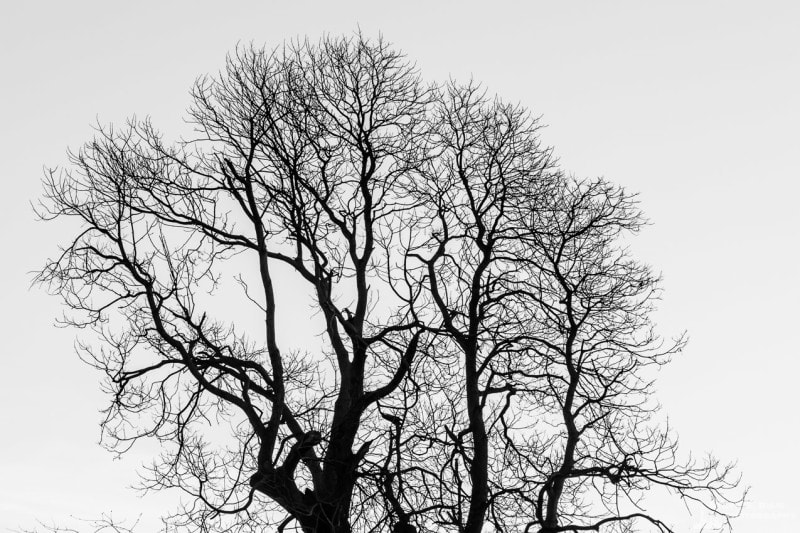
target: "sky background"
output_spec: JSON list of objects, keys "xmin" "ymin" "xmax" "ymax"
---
[{"xmin": 1, "ymin": 1, "xmax": 798, "ymax": 531}]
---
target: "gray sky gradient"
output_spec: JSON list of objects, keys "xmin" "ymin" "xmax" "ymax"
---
[{"xmin": 1, "ymin": 1, "xmax": 798, "ymax": 531}]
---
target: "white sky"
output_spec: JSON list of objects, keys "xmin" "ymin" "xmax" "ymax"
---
[{"xmin": 1, "ymin": 1, "xmax": 798, "ymax": 531}]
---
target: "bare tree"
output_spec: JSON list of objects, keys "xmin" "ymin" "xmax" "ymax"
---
[
  {"xmin": 38, "ymin": 33, "xmax": 742, "ymax": 533},
  {"xmin": 511, "ymin": 178, "xmax": 741, "ymax": 532},
  {"xmin": 398, "ymin": 82, "xmax": 557, "ymax": 532}
]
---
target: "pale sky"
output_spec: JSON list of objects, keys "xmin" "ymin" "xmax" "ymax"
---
[{"xmin": 1, "ymin": 1, "xmax": 798, "ymax": 531}]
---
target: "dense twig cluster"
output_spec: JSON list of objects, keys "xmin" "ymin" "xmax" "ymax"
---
[{"xmin": 38, "ymin": 34, "xmax": 741, "ymax": 533}]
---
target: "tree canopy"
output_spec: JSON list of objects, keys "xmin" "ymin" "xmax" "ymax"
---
[{"xmin": 39, "ymin": 34, "xmax": 741, "ymax": 533}]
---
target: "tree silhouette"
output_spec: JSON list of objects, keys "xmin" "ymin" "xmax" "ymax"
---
[{"xmin": 38, "ymin": 34, "xmax": 742, "ymax": 533}]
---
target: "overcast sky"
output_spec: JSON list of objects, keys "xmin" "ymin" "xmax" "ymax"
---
[{"xmin": 1, "ymin": 1, "xmax": 798, "ymax": 531}]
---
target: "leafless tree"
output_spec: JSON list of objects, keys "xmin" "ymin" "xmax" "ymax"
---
[
  {"xmin": 38, "ymin": 34, "xmax": 742, "ymax": 533},
  {"xmin": 510, "ymin": 178, "xmax": 741, "ymax": 532}
]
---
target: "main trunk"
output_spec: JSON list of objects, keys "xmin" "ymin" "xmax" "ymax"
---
[{"xmin": 463, "ymin": 340, "xmax": 489, "ymax": 533}]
